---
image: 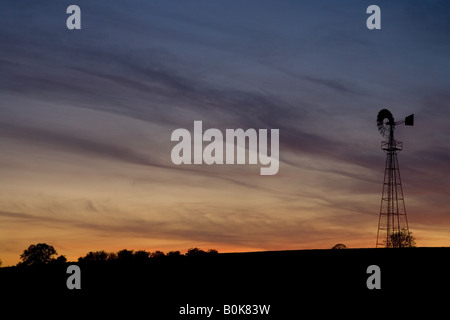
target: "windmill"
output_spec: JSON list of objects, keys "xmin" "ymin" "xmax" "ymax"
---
[{"xmin": 376, "ymin": 109, "xmax": 414, "ymax": 248}]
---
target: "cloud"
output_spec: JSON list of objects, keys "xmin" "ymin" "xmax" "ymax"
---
[
  {"xmin": 303, "ymin": 76, "xmax": 355, "ymax": 94},
  {"xmin": 0, "ymin": 121, "xmax": 167, "ymax": 169}
]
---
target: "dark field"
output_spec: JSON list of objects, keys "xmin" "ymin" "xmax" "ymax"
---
[{"xmin": 1, "ymin": 248, "xmax": 448, "ymax": 317}]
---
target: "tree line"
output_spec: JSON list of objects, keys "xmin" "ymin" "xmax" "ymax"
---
[{"xmin": 11, "ymin": 243, "xmax": 218, "ymax": 267}]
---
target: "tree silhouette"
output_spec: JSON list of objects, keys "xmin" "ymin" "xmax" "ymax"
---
[
  {"xmin": 150, "ymin": 250, "xmax": 165, "ymax": 259},
  {"xmin": 54, "ymin": 255, "xmax": 67, "ymax": 264},
  {"xmin": 186, "ymin": 248, "xmax": 219, "ymax": 257},
  {"xmin": 186, "ymin": 247, "xmax": 206, "ymax": 257},
  {"xmin": 117, "ymin": 249, "xmax": 134, "ymax": 262},
  {"xmin": 167, "ymin": 251, "xmax": 181, "ymax": 257},
  {"xmin": 79, "ymin": 250, "xmax": 109, "ymax": 262},
  {"xmin": 19, "ymin": 243, "xmax": 57, "ymax": 266},
  {"xmin": 107, "ymin": 252, "xmax": 118, "ymax": 261},
  {"xmin": 389, "ymin": 230, "xmax": 416, "ymax": 248},
  {"xmin": 134, "ymin": 250, "xmax": 150, "ymax": 263}
]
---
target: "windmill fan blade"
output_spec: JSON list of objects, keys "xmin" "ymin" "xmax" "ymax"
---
[{"xmin": 377, "ymin": 109, "xmax": 394, "ymax": 137}]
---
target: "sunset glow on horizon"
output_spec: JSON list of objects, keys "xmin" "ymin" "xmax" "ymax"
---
[{"xmin": 1, "ymin": 1, "xmax": 450, "ymax": 266}]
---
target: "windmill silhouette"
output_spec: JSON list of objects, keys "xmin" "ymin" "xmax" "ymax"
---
[{"xmin": 376, "ymin": 109, "xmax": 414, "ymax": 248}]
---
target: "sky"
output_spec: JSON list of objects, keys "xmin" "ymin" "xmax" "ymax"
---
[{"xmin": 1, "ymin": 0, "xmax": 449, "ymax": 266}]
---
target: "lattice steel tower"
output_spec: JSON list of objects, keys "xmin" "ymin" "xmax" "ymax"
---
[{"xmin": 376, "ymin": 109, "xmax": 414, "ymax": 248}]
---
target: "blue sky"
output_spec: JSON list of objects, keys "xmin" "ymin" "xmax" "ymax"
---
[{"xmin": 1, "ymin": 0, "xmax": 449, "ymax": 265}]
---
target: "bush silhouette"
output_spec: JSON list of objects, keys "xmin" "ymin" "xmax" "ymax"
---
[
  {"xmin": 332, "ymin": 244, "xmax": 347, "ymax": 249},
  {"xmin": 389, "ymin": 230, "xmax": 416, "ymax": 248}
]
